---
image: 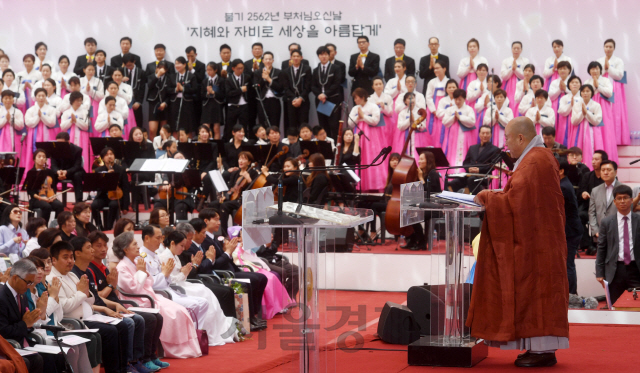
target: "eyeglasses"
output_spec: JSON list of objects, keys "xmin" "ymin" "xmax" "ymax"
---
[
  {"xmin": 615, "ymin": 196, "xmax": 631, "ymax": 202},
  {"xmin": 11, "ymin": 210, "xmax": 22, "ymax": 215},
  {"xmin": 16, "ymin": 275, "xmax": 34, "ymax": 286}
]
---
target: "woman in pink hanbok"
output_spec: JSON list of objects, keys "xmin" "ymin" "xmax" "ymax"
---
[
  {"xmin": 543, "ymin": 40, "xmax": 574, "ymax": 91},
  {"xmin": 60, "ymin": 92, "xmax": 91, "ymax": 173},
  {"xmin": 367, "ymin": 77, "xmax": 394, "ymax": 191},
  {"xmin": 393, "ymin": 76, "xmax": 426, "ymax": 157},
  {"xmin": 500, "ymin": 42, "xmax": 529, "ymax": 116},
  {"xmin": 433, "ymin": 80, "xmax": 458, "ymax": 148},
  {"xmin": 16, "ymin": 54, "xmax": 42, "ymax": 116},
  {"xmin": 384, "ymin": 61, "xmax": 407, "ymax": 155},
  {"xmin": 0, "ymin": 92, "xmax": 25, "ymax": 160},
  {"xmin": 24, "ymin": 88, "xmax": 57, "ymax": 172},
  {"xmin": 558, "ymin": 76, "xmax": 583, "ymax": 149},
  {"xmin": 571, "ymin": 85, "xmax": 604, "ymax": 169},
  {"xmin": 598, "ymin": 39, "xmax": 629, "ymax": 145},
  {"xmin": 513, "ymin": 64, "xmax": 535, "ymax": 117},
  {"xmin": 350, "ymin": 85, "xmax": 381, "ymax": 191},
  {"xmin": 54, "ymin": 56, "xmax": 76, "ymax": 98},
  {"xmin": 585, "ymin": 61, "xmax": 617, "ymax": 163},
  {"xmin": 457, "ymin": 38, "xmax": 487, "ymax": 91},
  {"xmin": 79, "ymin": 63, "xmax": 104, "ymax": 137},
  {"xmin": 424, "ymin": 61, "xmax": 449, "ymax": 148},
  {"xmin": 548, "ymin": 61, "xmax": 572, "ymax": 145},
  {"xmin": 229, "ymin": 227, "xmax": 294, "ymax": 320},
  {"xmin": 483, "ymin": 89, "xmax": 513, "ymax": 189},
  {"xmin": 114, "ymin": 231, "xmax": 202, "ymax": 359},
  {"xmin": 441, "ymin": 89, "xmax": 477, "ymax": 173},
  {"xmin": 111, "ymin": 69, "xmax": 137, "ymax": 137}
]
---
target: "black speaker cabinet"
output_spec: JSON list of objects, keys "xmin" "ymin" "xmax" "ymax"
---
[
  {"xmin": 376, "ymin": 302, "xmax": 421, "ymax": 345},
  {"xmin": 407, "ymin": 284, "xmax": 473, "ymax": 336}
]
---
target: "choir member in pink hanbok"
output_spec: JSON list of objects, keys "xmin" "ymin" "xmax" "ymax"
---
[
  {"xmin": 425, "ymin": 61, "xmax": 449, "ymax": 148},
  {"xmin": 384, "ymin": 61, "xmax": 407, "ymax": 153},
  {"xmin": 59, "ymin": 77, "xmax": 91, "ymax": 121},
  {"xmin": 457, "ymin": 38, "xmax": 487, "ymax": 90},
  {"xmin": 114, "ymin": 231, "xmax": 202, "ymax": 359},
  {"xmin": 0, "ymin": 92, "xmax": 24, "ymax": 159},
  {"xmin": 60, "ymin": 92, "xmax": 91, "ymax": 173},
  {"xmin": 365, "ymin": 77, "xmax": 393, "ymax": 191},
  {"xmin": 548, "ymin": 61, "xmax": 572, "ymax": 145},
  {"xmin": 571, "ymin": 85, "xmax": 603, "ymax": 169},
  {"xmin": 42, "ymin": 78, "xmax": 63, "ymax": 138},
  {"xmin": 434, "ymin": 80, "xmax": 459, "ymax": 148},
  {"xmin": 54, "ymin": 56, "xmax": 76, "ymax": 98},
  {"xmin": 24, "ymin": 88, "xmax": 57, "ymax": 172},
  {"xmin": 483, "ymin": 89, "xmax": 513, "ymax": 149},
  {"xmin": 16, "ymin": 54, "xmax": 43, "ymax": 115},
  {"xmin": 397, "ymin": 92, "xmax": 427, "ymax": 161},
  {"xmin": 393, "ymin": 76, "xmax": 426, "ymax": 155},
  {"xmin": 598, "ymin": 39, "xmax": 628, "ymax": 145},
  {"xmin": 559, "ymin": 76, "xmax": 583, "ymax": 148},
  {"xmin": 513, "ymin": 64, "xmax": 535, "ymax": 115},
  {"xmin": 30, "ymin": 63, "xmax": 55, "ymax": 99},
  {"xmin": 95, "ymin": 96, "xmax": 124, "ymax": 137},
  {"xmin": 2, "ymin": 70, "xmax": 26, "ymax": 110},
  {"xmin": 584, "ymin": 61, "xmax": 617, "ymax": 162},
  {"xmin": 80, "ymin": 63, "xmax": 104, "ymax": 136},
  {"xmin": 525, "ymin": 90, "xmax": 555, "ymax": 135},
  {"xmin": 517, "ymin": 75, "xmax": 550, "ymax": 116},
  {"xmin": 98, "ymin": 82, "xmax": 129, "ymax": 137},
  {"xmin": 229, "ymin": 226, "xmax": 293, "ymax": 320},
  {"xmin": 442, "ymin": 89, "xmax": 476, "ymax": 172},
  {"xmin": 500, "ymin": 42, "xmax": 529, "ymax": 115},
  {"xmin": 111, "ymin": 69, "xmax": 137, "ymax": 136},
  {"xmin": 471, "ymin": 72, "xmax": 502, "ymax": 144},
  {"xmin": 543, "ymin": 40, "xmax": 574, "ymax": 91},
  {"xmin": 33, "ymin": 42, "xmax": 56, "ymax": 74}
]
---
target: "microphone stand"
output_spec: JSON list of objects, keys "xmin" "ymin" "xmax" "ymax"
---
[
  {"xmin": 254, "ymin": 82, "xmax": 271, "ymax": 128},
  {"xmin": 469, "ymin": 149, "xmax": 505, "ymax": 195},
  {"xmin": 345, "ymin": 102, "xmax": 370, "ymax": 142},
  {"xmin": 267, "ymin": 146, "xmax": 392, "ymax": 225},
  {"xmin": 51, "ymin": 329, "xmax": 74, "ymax": 373}
]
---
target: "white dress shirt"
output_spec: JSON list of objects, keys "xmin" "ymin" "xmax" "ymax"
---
[{"xmin": 617, "ymin": 211, "xmax": 635, "ymax": 261}]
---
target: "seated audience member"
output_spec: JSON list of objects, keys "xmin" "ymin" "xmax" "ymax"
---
[
  {"xmin": 113, "ymin": 231, "xmax": 202, "ymax": 359},
  {"xmin": 596, "ymin": 184, "xmax": 640, "ymax": 304},
  {"xmin": 0, "ymin": 259, "xmax": 68, "ymax": 373},
  {"xmin": 0, "ymin": 204, "xmax": 28, "ymax": 257},
  {"xmin": 149, "ymin": 207, "xmax": 170, "ymax": 229},
  {"xmin": 589, "ymin": 160, "xmax": 619, "ymax": 240},
  {"xmin": 558, "ymin": 159, "xmax": 583, "ymax": 295},
  {"xmin": 199, "ymin": 208, "xmax": 268, "ymax": 331},
  {"xmin": 22, "ymin": 217, "xmax": 47, "ymax": 257},
  {"xmin": 446, "ymin": 125, "xmax": 499, "ymax": 194},
  {"xmin": 57, "ymin": 211, "xmax": 76, "ymax": 242},
  {"xmin": 36, "ymin": 228, "xmax": 62, "ymax": 251},
  {"xmin": 87, "ymin": 231, "xmax": 167, "ymax": 371},
  {"xmin": 73, "ymin": 202, "xmax": 98, "ymax": 238},
  {"xmin": 106, "ymin": 218, "xmax": 136, "ymax": 270},
  {"xmin": 46, "ymin": 241, "xmax": 128, "ymax": 373},
  {"xmin": 158, "ymin": 229, "xmax": 237, "ymax": 345}
]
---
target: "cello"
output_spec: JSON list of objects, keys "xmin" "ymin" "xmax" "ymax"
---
[{"xmin": 385, "ymin": 108, "xmax": 427, "ymax": 236}]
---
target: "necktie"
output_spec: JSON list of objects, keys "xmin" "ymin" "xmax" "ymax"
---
[
  {"xmin": 322, "ymin": 65, "xmax": 326, "ymax": 77},
  {"xmin": 16, "ymin": 294, "xmax": 21, "ymax": 313},
  {"xmin": 623, "ymin": 216, "xmax": 631, "ymax": 265}
]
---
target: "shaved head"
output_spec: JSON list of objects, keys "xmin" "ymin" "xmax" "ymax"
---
[{"xmin": 505, "ymin": 117, "xmax": 537, "ymax": 159}]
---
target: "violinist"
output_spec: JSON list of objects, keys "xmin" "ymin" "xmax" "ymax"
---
[
  {"xmin": 50, "ymin": 131, "xmax": 85, "ymax": 204},
  {"xmin": 91, "ymin": 147, "xmax": 130, "ymax": 230},
  {"xmin": 339, "ymin": 128, "xmax": 361, "ymax": 167},
  {"xmin": 211, "ymin": 151, "xmax": 258, "ymax": 234},
  {"xmin": 266, "ymin": 126, "xmax": 287, "ymax": 172},
  {"xmin": 26, "ymin": 148, "xmax": 64, "ymax": 223},
  {"xmin": 223, "ymin": 124, "xmax": 247, "ymax": 170},
  {"xmin": 304, "ymin": 153, "xmax": 330, "ymax": 204}
]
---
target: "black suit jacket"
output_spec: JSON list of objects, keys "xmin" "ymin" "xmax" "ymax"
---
[
  {"xmin": 596, "ymin": 212, "xmax": 640, "ymax": 282},
  {"xmin": 110, "ymin": 53, "xmax": 143, "ymax": 69},
  {"xmin": 50, "ymin": 143, "xmax": 84, "ymax": 176},
  {"xmin": 419, "ymin": 54, "xmax": 450, "ymax": 95},
  {"xmin": 96, "ymin": 65, "xmax": 116, "ymax": 93},
  {"xmin": 462, "ymin": 143, "xmax": 500, "ymax": 174},
  {"xmin": 280, "ymin": 65, "xmax": 312, "ymax": 102},
  {"xmin": 123, "ymin": 66, "xmax": 147, "ymax": 105},
  {"xmin": 0, "ymin": 285, "xmax": 31, "ymax": 345},
  {"xmin": 280, "ymin": 59, "xmax": 310, "ymax": 71},
  {"xmin": 202, "ymin": 234, "xmax": 240, "ymax": 272},
  {"xmin": 169, "ymin": 71, "xmax": 199, "ymax": 103},
  {"xmin": 146, "ymin": 74, "xmax": 174, "ymax": 105},
  {"xmin": 180, "ymin": 242, "xmax": 216, "ymax": 277},
  {"xmin": 73, "ymin": 54, "xmax": 93, "ymax": 77},
  {"xmin": 190, "ymin": 60, "xmax": 207, "ymax": 83},
  {"xmin": 145, "ymin": 60, "xmax": 175, "ymax": 80},
  {"xmin": 253, "ymin": 67, "xmax": 284, "ymax": 99},
  {"xmin": 384, "ymin": 55, "xmax": 416, "ymax": 82},
  {"xmin": 311, "ymin": 63, "xmax": 344, "ymax": 106},
  {"xmin": 224, "ymin": 73, "xmax": 250, "ymax": 105},
  {"xmin": 201, "ymin": 75, "xmax": 225, "ymax": 104},
  {"xmin": 348, "ymin": 52, "xmax": 380, "ymax": 94}
]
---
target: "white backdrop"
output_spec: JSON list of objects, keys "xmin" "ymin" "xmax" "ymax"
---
[{"xmin": 2, "ymin": 0, "xmax": 639, "ymax": 131}]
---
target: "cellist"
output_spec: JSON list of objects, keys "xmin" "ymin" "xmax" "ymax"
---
[
  {"xmin": 91, "ymin": 146, "xmax": 130, "ymax": 230},
  {"xmin": 209, "ymin": 150, "xmax": 258, "ymax": 235}
]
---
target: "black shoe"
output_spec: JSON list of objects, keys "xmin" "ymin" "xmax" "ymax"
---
[
  {"xmin": 517, "ymin": 351, "xmax": 531, "ymax": 359},
  {"xmin": 400, "ymin": 237, "xmax": 414, "ymax": 249},
  {"xmin": 251, "ymin": 316, "xmax": 267, "ymax": 327},
  {"xmin": 250, "ymin": 322, "xmax": 266, "ymax": 332},
  {"xmin": 514, "ymin": 352, "xmax": 557, "ymax": 367},
  {"xmin": 586, "ymin": 247, "xmax": 596, "ymax": 256}
]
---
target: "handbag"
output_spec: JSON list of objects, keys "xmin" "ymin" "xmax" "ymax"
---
[{"xmin": 188, "ymin": 309, "xmax": 209, "ymax": 355}]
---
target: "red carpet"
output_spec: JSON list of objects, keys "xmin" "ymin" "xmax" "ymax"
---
[{"xmin": 156, "ymin": 290, "xmax": 634, "ymax": 372}]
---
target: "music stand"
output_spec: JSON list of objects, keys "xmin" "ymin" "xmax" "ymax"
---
[
  {"xmin": 0, "ymin": 167, "xmax": 24, "ymax": 205},
  {"xmin": 178, "ymin": 142, "xmax": 215, "ymax": 169},
  {"xmin": 299, "ymin": 141, "xmax": 334, "ymax": 163},
  {"xmin": 416, "ymin": 147, "xmax": 449, "ymax": 167},
  {"xmin": 211, "ymin": 140, "xmax": 227, "ymax": 158},
  {"xmin": 35, "ymin": 141, "xmax": 74, "ymax": 160},
  {"xmin": 90, "ymin": 138, "xmax": 124, "ymax": 159}
]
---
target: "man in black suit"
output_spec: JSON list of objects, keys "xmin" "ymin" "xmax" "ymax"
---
[
  {"xmin": 73, "ymin": 37, "xmax": 98, "ymax": 77},
  {"xmin": 578, "ymin": 150, "xmax": 608, "ymax": 254},
  {"xmin": 176, "ymin": 219, "xmax": 237, "ymax": 317},
  {"xmin": 383, "ymin": 38, "xmax": 416, "ymax": 82},
  {"xmin": 50, "ymin": 132, "xmax": 85, "ymax": 203},
  {"xmin": 446, "ymin": 126, "xmax": 500, "ymax": 194},
  {"xmin": 596, "ymin": 184, "xmax": 640, "ymax": 304},
  {"xmin": 559, "ymin": 159, "xmax": 584, "ymax": 294},
  {"xmin": 122, "ymin": 53, "xmax": 147, "ymax": 129},
  {"xmin": 144, "ymin": 44, "xmax": 175, "ymax": 80},
  {"xmin": 253, "ymin": 52, "xmax": 283, "ymax": 128},
  {"xmin": 94, "ymin": 50, "xmax": 116, "ymax": 92},
  {"xmin": 110, "ymin": 36, "xmax": 143, "ymax": 69},
  {"xmin": 280, "ymin": 49, "xmax": 312, "ymax": 131},
  {"xmin": 243, "ymin": 42, "xmax": 264, "ymax": 136},
  {"xmin": 223, "ymin": 59, "xmax": 250, "ymax": 141},
  {"xmin": 326, "ymin": 43, "xmax": 347, "ymax": 86},
  {"xmin": 348, "ymin": 36, "xmax": 380, "ymax": 97},
  {"xmin": 280, "ymin": 43, "xmax": 311, "ymax": 71},
  {"xmin": 0, "ymin": 259, "xmax": 65, "ymax": 373},
  {"xmin": 185, "ymin": 46, "xmax": 206, "ymax": 82},
  {"xmin": 419, "ymin": 37, "xmax": 450, "ymax": 96},
  {"xmin": 217, "ymin": 44, "xmax": 232, "ymax": 79},
  {"xmin": 199, "ymin": 209, "xmax": 268, "ymax": 331},
  {"xmin": 312, "ymin": 46, "xmax": 344, "ymax": 140}
]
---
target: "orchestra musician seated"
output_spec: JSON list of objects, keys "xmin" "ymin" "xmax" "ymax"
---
[
  {"xmin": 266, "ymin": 126, "xmax": 287, "ymax": 172},
  {"xmin": 50, "ymin": 132, "xmax": 85, "ymax": 204},
  {"xmin": 446, "ymin": 125, "xmax": 500, "ymax": 194},
  {"xmin": 26, "ymin": 148, "xmax": 64, "ymax": 224},
  {"xmin": 304, "ymin": 153, "xmax": 330, "ymax": 204},
  {"xmin": 91, "ymin": 147, "xmax": 130, "ymax": 231}
]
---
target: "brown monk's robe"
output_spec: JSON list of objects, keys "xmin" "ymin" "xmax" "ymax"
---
[
  {"xmin": 0, "ymin": 335, "xmax": 28, "ymax": 373},
  {"xmin": 466, "ymin": 147, "xmax": 569, "ymax": 342}
]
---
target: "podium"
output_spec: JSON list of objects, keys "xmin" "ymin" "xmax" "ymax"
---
[
  {"xmin": 399, "ymin": 182, "xmax": 488, "ymax": 367},
  {"xmin": 241, "ymin": 187, "xmax": 373, "ymax": 373}
]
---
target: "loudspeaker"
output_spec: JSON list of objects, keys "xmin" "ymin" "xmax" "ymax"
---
[
  {"xmin": 377, "ymin": 302, "xmax": 421, "ymax": 345},
  {"xmin": 321, "ymin": 228, "xmax": 355, "ymax": 252},
  {"xmin": 407, "ymin": 284, "xmax": 473, "ymax": 336}
]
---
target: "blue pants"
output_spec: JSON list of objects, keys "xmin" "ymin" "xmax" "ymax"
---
[{"xmin": 122, "ymin": 313, "xmax": 146, "ymax": 362}]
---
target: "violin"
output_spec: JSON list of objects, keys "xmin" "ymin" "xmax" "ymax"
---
[
  {"xmin": 39, "ymin": 176, "xmax": 55, "ymax": 199},
  {"xmin": 158, "ymin": 184, "xmax": 189, "ymax": 200},
  {"xmin": 385, "ymin": 108, "xmax": 427, "ymax": 236},
  {"xmin": 296, "ymin": 149, "xmax": 310, "ymax": 164},
  {"xmin": 106, "ymin": 163, "xmax": 124, "ymax": 200}
]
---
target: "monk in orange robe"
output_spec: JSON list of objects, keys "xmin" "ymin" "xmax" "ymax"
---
[{"xmin": 468, "ymin": 117, "xmax": 569, "ymax": 368}]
